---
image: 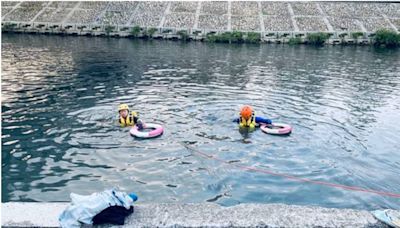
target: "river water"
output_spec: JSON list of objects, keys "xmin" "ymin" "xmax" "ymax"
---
[{"xmin": 2, "ymin": 34, "xmax": 400, "ymax": 210}]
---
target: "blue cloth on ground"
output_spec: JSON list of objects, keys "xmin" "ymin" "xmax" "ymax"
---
[
  {"xmin": 233, "ymin": 116, "xmax": 272, "ymax": 125},
  {"xmin": 59, "ymin": 189, "xmax": 138, "ymax": 228}
]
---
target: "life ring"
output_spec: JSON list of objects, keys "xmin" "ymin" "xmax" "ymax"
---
[
  {"xmin": 260, "ymin": 123, "xmax": 292, "ymax": 135},
  {"xmin": 130, "ymin": 123, "xmax": 164, "ymax": 138}
]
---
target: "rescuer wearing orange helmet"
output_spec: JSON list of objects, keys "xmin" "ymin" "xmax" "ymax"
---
[{"xmin": 234, "ymin": 105, "xmax": 272, "ymax": 129}]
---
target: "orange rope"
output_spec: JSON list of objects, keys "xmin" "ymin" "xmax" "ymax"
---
[{"xmin": 185, "ymin": 144, "xmax": 400, "ymax": 198}]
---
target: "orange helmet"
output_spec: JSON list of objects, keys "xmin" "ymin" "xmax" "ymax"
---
[{"xmin": 240, "ymin": 105, "xmax": 253, "ymax": 119}]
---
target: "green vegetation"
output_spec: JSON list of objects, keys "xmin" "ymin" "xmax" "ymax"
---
[
  {"xmin": 245, "ymin": 32, "xmax": 261, "ymax": 43},
  {"xmin": 231, "ymin": 31, "xmax": 244, "ymax": 43},
  {"xmin": 177, "ymin": 30, "xmax": 190, "ymax": 41},
  {"xmin": 373, "ymin": 29, "xmax": 400, "ymax": 47},
  {"xmin": 218, "ymin": 32, "xmax": 233, "ymax": 42},
  {"xmin": 129, "ymin": 27, "xmax": 157, "ymax": 39},
  {"xmin": 206, "ymin": 32, "xmax": 228, "ymax": 43},
  {"xmin": 306, "ymin": 32, "xmax": 330, "ymax": 45},
  {"xmin": 351, "ymin": 32, "xmax": 364, "ymax": 40},
  {"xmin": 141, "ymin": 27, "xmax": 157, "ymax": 39},
  {"xmin": 7, "ymin": 17, "xmax": 397, "ymax": 47},
  {"xmin": 205, "ymin": 33, "xmax": 217, "ymax": 42},
  {"xmin": 104, "ymin": 25, "xmax": 115, "ymax": 36},
  {"xmin": 206, "ymin": 31, "xmax": 261, "ymax": 44},
  {"xmin": 146, "ymin": 27, "xmax": 158, "ymax": 38},
  {"xmin": 2, "ymin": 22, "xmax": 17, "ymax": 31},
  {"xmin": 215, "ymin": 32, "xmax": 233, "ymax": 43},
  {"xmin": 288, "ymin": 37, "xmax": 302, "ymax": 45},
  {"xmin": 130, "ymin": 26, "xmax": 141, "ymax": 37}
]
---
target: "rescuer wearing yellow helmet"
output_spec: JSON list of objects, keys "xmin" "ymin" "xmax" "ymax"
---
[{"xmin": 118, "ymin": 104, "xmax": 143, "ymax": 129}]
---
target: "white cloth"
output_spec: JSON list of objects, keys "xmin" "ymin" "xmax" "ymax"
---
[{"xmin": 59, "ymin": 189, "xmax": 134, "ymax": 228}]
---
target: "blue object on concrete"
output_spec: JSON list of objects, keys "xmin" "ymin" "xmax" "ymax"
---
[
  {"xmin": 129, "ymin": 193, "xmax": 138, "ymax": 202},
  {"xmin": 59, "ymin": 189, "xmax": 136, "ymax": 228}
]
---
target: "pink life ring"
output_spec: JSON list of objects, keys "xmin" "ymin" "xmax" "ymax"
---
[
  {"xmin": 260, "ymin": 123, "xmax": 292, "ymax": 135},
  {"xmin": 130, "ymin": 123, "xmax": 163, "ymax": 138}
]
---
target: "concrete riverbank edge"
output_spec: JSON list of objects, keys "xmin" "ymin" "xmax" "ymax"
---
[
  {"xmin": 1, "ymin": 202, "xmax": 397, "ymax": 227},
  {"xmin": 0, "ymin": 26, "xmax": 379, "ymax": 45}
]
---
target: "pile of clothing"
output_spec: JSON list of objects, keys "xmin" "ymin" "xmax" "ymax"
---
[{"xmin": 59, "ymin": 188, "xmax": 138, "ymax": 227}]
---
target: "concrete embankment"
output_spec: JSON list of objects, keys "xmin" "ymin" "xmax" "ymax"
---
[
  {"xmin": 2, "ymin": 202, "xmax": 396, "ymax": 227},
  {"xmin": 2, "ymin": 1, "xmax": 400, "ymax": 45}
]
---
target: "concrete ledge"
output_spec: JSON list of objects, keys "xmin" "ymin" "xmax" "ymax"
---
[{"xmin": 1, "ymin": 202, "xmax": 392, "ymax": 227}]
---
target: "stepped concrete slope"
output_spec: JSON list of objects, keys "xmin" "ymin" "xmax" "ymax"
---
[{"xmin": 2, "ymin": 1, "xmax": 399, "ymax": 44}]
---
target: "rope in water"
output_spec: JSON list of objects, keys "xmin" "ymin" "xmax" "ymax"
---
[{"xmin": 182, "ymin": 143, "xmax": 400, "ymax": 198}]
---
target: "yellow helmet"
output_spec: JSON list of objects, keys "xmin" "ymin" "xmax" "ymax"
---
[{"xmin": 118, "ymin": 104, "xmax": 129, "ymax": 112}]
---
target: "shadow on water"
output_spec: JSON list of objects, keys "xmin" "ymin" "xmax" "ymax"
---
[{"xmin": 2, "ymin": 34, "xmax": 400, "ymax": 210}]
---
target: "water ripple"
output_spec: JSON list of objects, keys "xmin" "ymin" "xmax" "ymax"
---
[{"xmin": 2, "ymin": 35, "xmax": 400, "ymax": 209}]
